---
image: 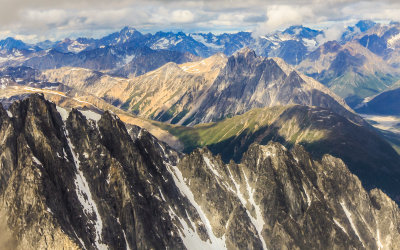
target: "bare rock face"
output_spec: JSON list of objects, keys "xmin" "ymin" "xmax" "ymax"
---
[
  {"xmin": 185, "ymin": 48, "xmax": 362, "ymax": 126},
  {"xmin": 0, "ymin": 94, "xmax": 194, "ymax": 249},
  {"xmin": 0, "ymin": 94, "xmax": 399, "ymax": 249},
  {"xmin": 179, "ymin": 143, "xmax": 400, "ymax": 249}
]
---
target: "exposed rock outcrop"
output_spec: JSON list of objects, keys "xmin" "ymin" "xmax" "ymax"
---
[{"xmin": 1, "ymin": 95, "xmax": 399, "ymax": 249}]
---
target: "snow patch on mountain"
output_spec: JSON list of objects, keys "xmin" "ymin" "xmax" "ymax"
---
[
  {"xmin": 80, "ymin": 110, "xmax": 102, "ymax": 122},
  {"xmin": 243, "ymin": 172, "xmax": 268, "ymax": 250},
  {"xmin": 166, "ymin": 162, "xmax": 227, "ymax": 249},
  {"xmin": 151, "ymin": 38, "xmax": 183, "ymax": 50},
  {"xmin": 203, "ymin": 155, "xmax": 222, "ymax": 178},
  {"xmin": 191, "ymin": 34, "xmax": 224, "ymax": 49},
  {"xmin": 68, "ymin": 41, "xmax": 89, "ymax": 53},
  {"xmin": 340, "ymin": 201, "xmax": 365, "ymax": 247},
  {"xmin": 387, "ymin": 33, "xmax": 400, "ymax": 49},
  {"xmin": 56, "ymin": 106, "xmax": 69, "ymax": 121},
  {"xmin": 65, "ymin": 130, "xmax": 107, "ymax": 250}
]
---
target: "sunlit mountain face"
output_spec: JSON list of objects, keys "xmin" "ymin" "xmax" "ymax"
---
[{"xmin": 1, "ymin": 1, "xmax": 400, "ymax": 249}]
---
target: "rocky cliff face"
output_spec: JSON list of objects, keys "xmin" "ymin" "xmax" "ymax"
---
[{"xmin": 1, "ymin": 94, "xmax": 399, "ymax": 249}]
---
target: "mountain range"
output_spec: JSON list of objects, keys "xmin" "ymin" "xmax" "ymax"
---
[
  {"xmin": 1, "ymin": 19, "xmax": 400, "ymax": 250},
  {"xmin": 1, "ymin": 20, "xmax": 400, "ymax": 109},
  {"xmin": 37, "ymin": 48, "xmax": 361, "ymax": 127}
]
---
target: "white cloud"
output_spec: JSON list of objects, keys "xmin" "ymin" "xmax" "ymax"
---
[
  {"xmin": 316, "ymin": 24, "xmax": 347, "ymax": 44},
  {"xmin": 265, "ymin": 5, "xmax": 313, "ymax": 31},
  {"xmin": 14, "ymin": 34, "xmax": 39, "ymax": 42},
  {"xmin": 0, "ymin": 0, "xmax": 399, "ymax": 42},
  {"xmin": 171, "ymin": 10, "xmax": 195, "ymax": 23}
]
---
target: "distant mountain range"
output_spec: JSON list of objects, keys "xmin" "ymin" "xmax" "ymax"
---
[
  {"xmin": 0, "ymin": 20, "xmax": 398, "ymax": 63},
  {"xmin": 1, "ymin": 20, "xmax": 400, "ymax": 109}
]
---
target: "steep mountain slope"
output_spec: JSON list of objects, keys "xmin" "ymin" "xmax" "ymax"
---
[
  {"xmin": 297, "ymin": 41, "xmax": 400, "ymax": 107},
  {"xmin": 356, "ymin": 81, "xmax": 400, "ymax": 115},
  {"xmin": 184, "ymin": 48, "xmax": 360, "ymax": 126},
  {"xmin": 357, "ymin": 23, "xmax": 400, "ymax": 67},
  {"xmin": 340, "ymin": 20, "xmax": 378, "ymax": 43},
  {"xmin": 357, "ymin": 88, "xmax": 400, "ymax": 115},
  {"xmin": 191, "ymin": 31, "xmax": 256, "ymax": 56},
  {"xmin": 259, "ymin": 25, "xmax": 323, "ymax": 65},
  {"xmin": 39, "ymin": 67, "xmax": 126, "ymax": 99},
  {"xmin": 1, "ymin": 94, "xmax": 400, "ymax": 249},
  {"xmin": 0, "ymin": 38, "xmax": 29, "ymax": 51},
  {"xmin": 146, "ymin": 31, "xmax": 210, "ymax": 57},
  {"xmin": 158, "ymin": 105, "xmax": 400, "ymax": 202},
  {"xmin": 114, "ymin": 53, "xmax": 228, "ymax": 123}
]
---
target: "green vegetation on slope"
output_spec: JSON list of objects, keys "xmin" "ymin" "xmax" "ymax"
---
[
  {"xmin": 154, "ymin": 104, "xmax": 400, "ymax": 202},
  {"xmin": 319, "ymin": 70, "xmax": 399, "ymax": 107},
  {"xmin": 155, "ymin": 106, "xmax": 289, "ymax": 153}
]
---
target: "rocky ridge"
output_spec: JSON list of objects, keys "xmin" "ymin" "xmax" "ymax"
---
[
  {"xmin": 0, "ymin": 94, "xmax": 399, "ymax": 249},
  {"xmin": 184, "ymin": 48, "xmax": 361, "ymax": 126}
]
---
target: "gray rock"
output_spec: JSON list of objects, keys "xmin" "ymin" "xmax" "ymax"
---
[{"xmin": 0, "ymin": 94, "xmax": 399, "ymax": 249}]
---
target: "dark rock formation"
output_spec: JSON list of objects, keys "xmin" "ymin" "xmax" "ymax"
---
[{"xmin": 1, "ymin": 94, "xmax": 399, "ymax": 249}]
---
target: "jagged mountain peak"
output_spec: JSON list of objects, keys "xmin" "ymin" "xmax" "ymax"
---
[
  {"xmin": 98, "ymin": 26, "xmax": 144, "ymax": 46},
  {"xmin": 282, "ymin": 25, "xmax": 323, "ymax": 39},
  {"xmin": 233, "ymin": 47, "xmax": 257, "ymax": 58},
  {"xmin": 182, "ymin": 49, "xmax": 356, "ymax": 125},
  {"xmin": 120, "ymin": 26, "xmax": 138, "ymax": 33},
  {"xmin": 355, "ymin": 20, "xmax": 377, "ymax": 32},
  {"xmin": 0, "ymin": 37, "xmax": 29, "ymax": 51},
  {"xmin": 103, "ymin": 49, "xmax": 358, "ymax": 126},
  {"xmin": 118, "ymin": 26, "xmax": 143, "ymax": 41}
]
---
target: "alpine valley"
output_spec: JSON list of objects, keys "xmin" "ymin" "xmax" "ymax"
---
[{"xmin": 1, "ymin": 19, "xmax": 400, "ymax": 250}]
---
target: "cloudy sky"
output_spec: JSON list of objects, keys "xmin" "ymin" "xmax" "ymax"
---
[{"xmin": 1, "ymin": 0, "xmax": 399, "ymax": 42}]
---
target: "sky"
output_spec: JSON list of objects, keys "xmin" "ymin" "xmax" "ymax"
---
[{"xmin": 0, "ymin": 0, "xmax": 399, "ymax": 43}]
